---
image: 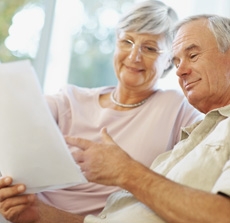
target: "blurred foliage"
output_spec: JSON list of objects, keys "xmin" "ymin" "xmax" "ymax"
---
[
  {"xmin": 68, "ymin": 25, "xmax": 117, "ymax": 87},
  {"xmin": 0, "ymin": 0, "xmax": 134, "ymax": 88},
  {"xmin": 0, "ymin": 0, "xmax": 41, "ymax": 62},
  {"xmin": 68, "ymin": 0, "xmax": 133, "ymax": 87}
]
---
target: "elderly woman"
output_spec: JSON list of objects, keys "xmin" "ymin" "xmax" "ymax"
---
[{"xmin": 0, "ymin": 0, "xmax": 203, "ymax": 223}]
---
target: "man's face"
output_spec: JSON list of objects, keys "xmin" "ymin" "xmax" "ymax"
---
[{"xmin": 172, "ymin": 19, "xmax": 230, "ymax": 113}]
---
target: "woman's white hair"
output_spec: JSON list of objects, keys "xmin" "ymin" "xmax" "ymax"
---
[
  {"xmin": 116, "ymin": 0, "xmax": 178, "ymax": 49},
  {"xmin": 116, "ymin": 0, "xmax": 178, "ymax": 76}
]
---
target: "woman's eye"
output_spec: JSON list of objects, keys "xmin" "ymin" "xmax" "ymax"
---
[
  {"xmin": 123, "ymin": 39, "xmax": 133, "ymax": 46},
  {"xmin": 143, "ymin": 46, "xmax": 158, "ymax": 53}
]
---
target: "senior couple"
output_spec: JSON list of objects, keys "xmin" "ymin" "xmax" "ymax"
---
[{"xmin": 1, "ymin": 0, "xmax": 230, "ymax": 222}]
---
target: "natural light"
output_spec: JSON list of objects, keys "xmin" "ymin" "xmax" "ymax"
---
[{"xmin": 3, "ymin": 0, "xmax": 230, "ymax": 93}]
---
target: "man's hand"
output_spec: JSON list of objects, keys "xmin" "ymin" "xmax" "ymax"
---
[
  {"xmin": 0, "ymin": 177, "xmax": 39, "ymax": 223},
  {"xmin": 66, "ymin": 127, "xmax": 136, "ymax": 187}
]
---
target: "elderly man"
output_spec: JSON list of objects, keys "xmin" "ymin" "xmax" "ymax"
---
[{"xmin": 1, "ymin": 14, "xmax": 230, "ymax": 223}]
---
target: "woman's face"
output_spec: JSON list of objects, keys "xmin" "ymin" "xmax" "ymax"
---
[{"xmin": 113, "ymin": 32, "xmax": 170, "ymax": 92}]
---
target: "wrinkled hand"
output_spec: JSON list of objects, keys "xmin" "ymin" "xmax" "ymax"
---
[
  {"xmin": 0, "ymin": 177, "xmax": 39, "ymax": 223},
  {"xmin": 66, "ymin": 127, "xmax": 135, "ymax": 187}
]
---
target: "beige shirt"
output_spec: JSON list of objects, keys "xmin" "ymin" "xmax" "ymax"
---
[{"xmin": 85, "ymin": 105, "xmax": 230, "ymax": 223}]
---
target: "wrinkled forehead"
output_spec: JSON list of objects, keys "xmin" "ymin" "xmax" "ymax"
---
[{"xmin": 172, "ymin": 20, "xmax": 216, "ymax": 55}]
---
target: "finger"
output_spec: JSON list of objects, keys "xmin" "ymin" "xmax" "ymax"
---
[
  {"xmin": 100, "ymin": 127, "xmax": 116, "ymax": 144},
  {"xmin": 2, "ymin": 203, "xmax": 34, "ymax": 223},
  {"xmin": 1, "ymin": 194, "xmax": 35, "ymax": 212},
  {"xmin": 77, "ymin": 162, "xmax": 91, "ymax": 177},
  {"xmin": 71, "ymin": 149, "xmax": 84, "ymax": 163},
  {"xmin": 0, "ymin": 184, "xmax": 26, "ymax": 202},
  {"xmin": 0, "ymin": 177, "xmax": 13, "ymax": 188},
  {"xmin": 65, "ymin": 136, "xmax": 93, "ymax": 151}
]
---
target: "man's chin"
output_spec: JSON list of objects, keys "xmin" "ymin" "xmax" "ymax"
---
[{"xmin": 186, "ymin": 92, "xmax": 198, "ymax": 104}]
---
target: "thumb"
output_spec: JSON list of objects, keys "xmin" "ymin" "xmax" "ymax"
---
[{"xmin": 100, "ymin": 127, "xmax": 116, "ymax": 145}]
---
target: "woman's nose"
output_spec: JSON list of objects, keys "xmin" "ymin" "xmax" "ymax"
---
[{"xmin": 128, "ymin": 46, "xmax": 142, "ymax": 62}]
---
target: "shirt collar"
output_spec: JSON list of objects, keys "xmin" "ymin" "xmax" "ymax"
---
[
  {"xmin": 181, "ymin": 104, "xmax": 230, "ymax": 139},
  {"xmin": 210, "ymin": 104, "xmax": 230, "ymax": 117}
]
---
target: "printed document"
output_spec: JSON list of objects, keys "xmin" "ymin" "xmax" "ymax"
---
[{"xmin": 0, "ymin": 60, "xmax": 87, "ymax": 194}]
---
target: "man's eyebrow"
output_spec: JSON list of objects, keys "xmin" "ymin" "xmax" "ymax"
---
[
  {"xmin": 172, "ymin": 44, "xmax": 200, "ymax": 62},
  {"xmin": 185, "ymin": 44, "xmax": 200, "ymax": 52}
]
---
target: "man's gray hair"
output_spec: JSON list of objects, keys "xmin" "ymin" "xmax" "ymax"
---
[{"xmin": 173, "ymin": 14, "xmax": 230, "ymax": 53}]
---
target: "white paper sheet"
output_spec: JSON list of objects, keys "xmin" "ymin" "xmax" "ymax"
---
[{"xmin": 0, "ymin": 60, "xmax": 87, "ymax": 194}]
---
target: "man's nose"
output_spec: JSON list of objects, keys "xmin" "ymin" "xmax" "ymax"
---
[{"xmin": 176, "ymin": 59, "xmax": 192, "ymax": 77}]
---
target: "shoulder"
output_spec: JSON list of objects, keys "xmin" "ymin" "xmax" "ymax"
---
[
  {"xmin": 154, "ymin": 89, "xmax": 186, "ymax": 104},
  {"xmin": 156, "ymin": 88, "xmax": 183, "ymax": 97},
  {"xmin": 56, "ymin": 84, "xmax": 112, "ymax": 98},
  {"xmin": 153, "ymin": 88, "xmax": 204, "ymax": 119}
]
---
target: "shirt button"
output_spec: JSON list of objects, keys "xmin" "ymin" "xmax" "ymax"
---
[{"xmin": 100, "ymin": 214, "xmax": 106, "ymax": 219}]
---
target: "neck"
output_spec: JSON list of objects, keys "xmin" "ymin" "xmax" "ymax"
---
[{"xmin": 110, "ymin": 89, "xmax": 151, "ymax": 108}]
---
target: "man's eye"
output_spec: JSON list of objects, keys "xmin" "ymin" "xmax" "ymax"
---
[{"xmin": 190, "ymin": 53, "xmax": 199, "ymax": 61}]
